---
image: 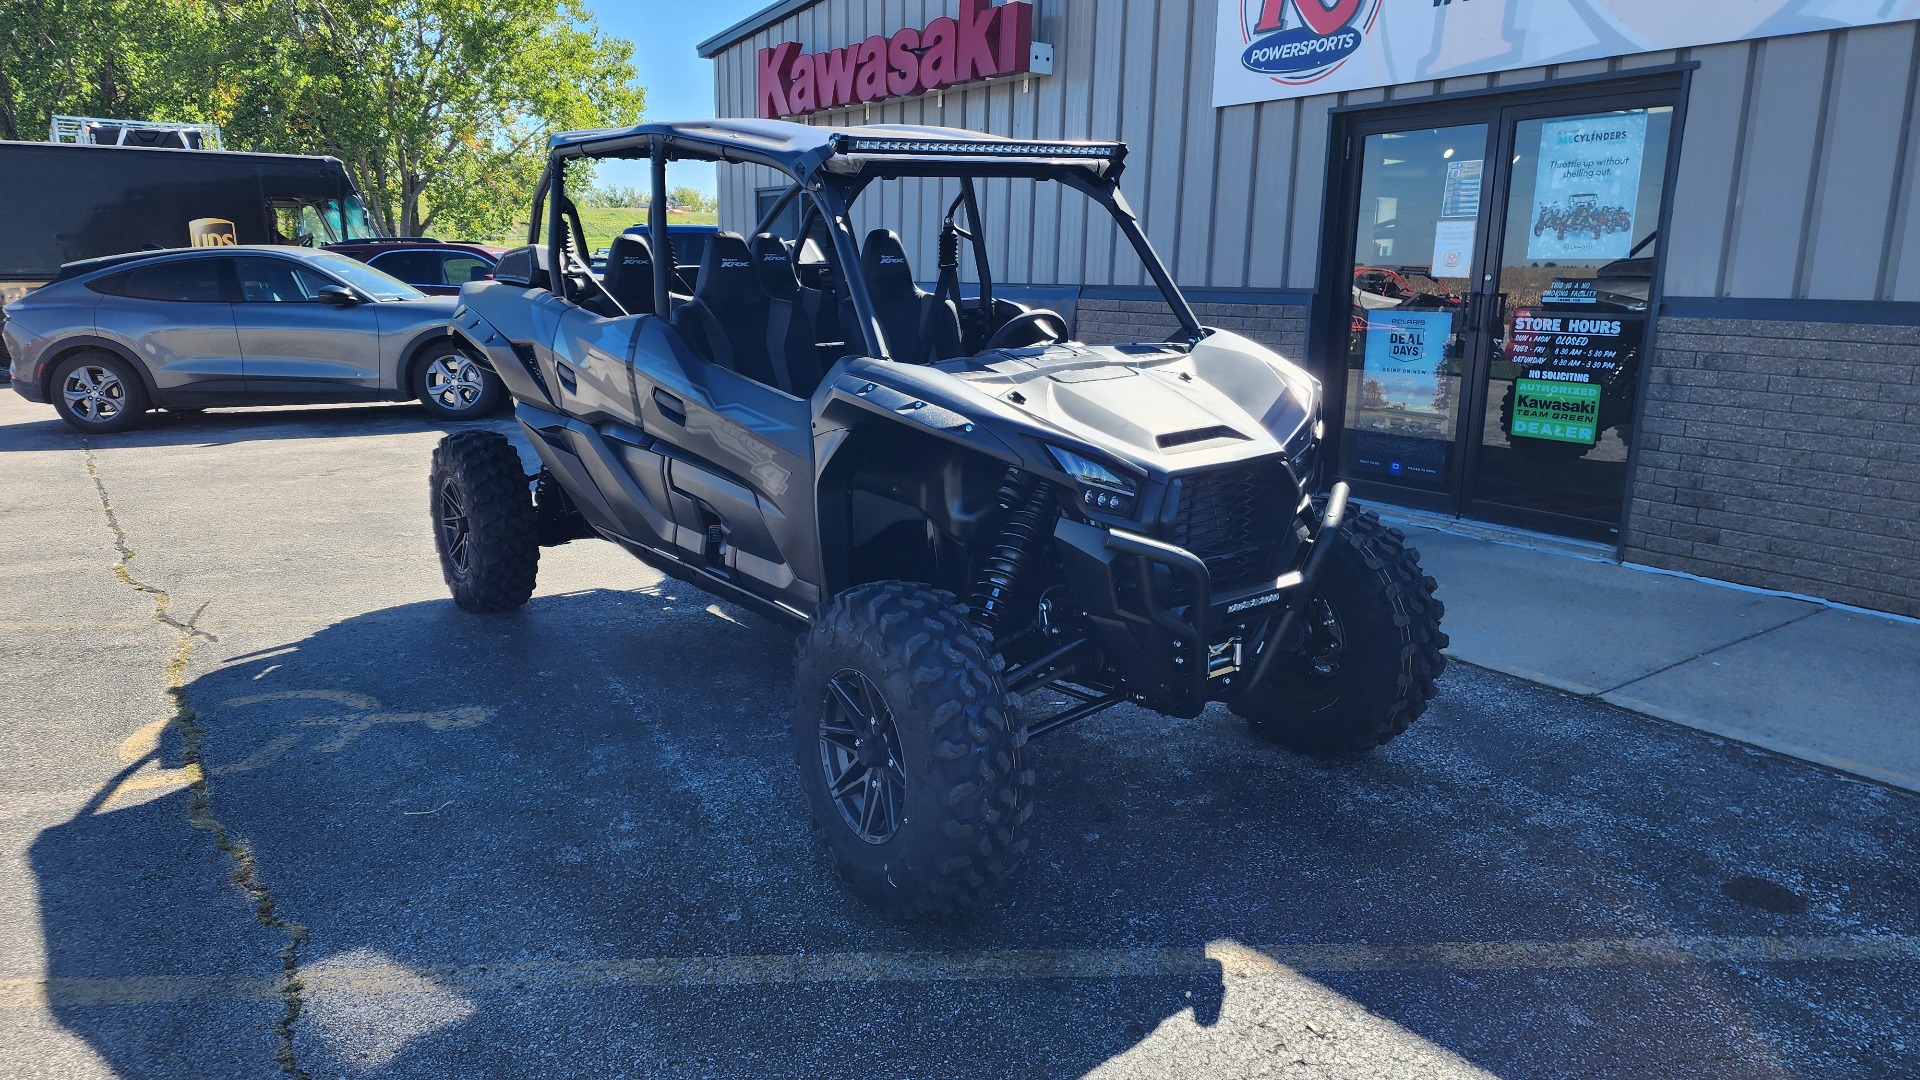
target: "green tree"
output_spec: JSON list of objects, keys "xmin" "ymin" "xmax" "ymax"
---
[
  {"xmin": 239, "ymin": 0, "xmax": 645, "ymax": 239},
  {"xmin": 0, "ymin": 0, "xmax": 221, "ymax": 140},
  {"xmin": 668, "ymin": 185, "xmax": 717, "ymax": 214},
  {"xmin": 0, "ymin": 0, "xmax": 642, "ymax": 240}
]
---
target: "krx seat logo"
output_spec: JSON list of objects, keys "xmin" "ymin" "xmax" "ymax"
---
[{"xmin": 1239, "ymin": 0, "xmax": 1382, "ymax": 84}]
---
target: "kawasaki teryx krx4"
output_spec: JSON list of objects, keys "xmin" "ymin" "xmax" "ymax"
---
[{"xmin": 431, "ymin": 120, "xmax": 1447, "ymax": 919}]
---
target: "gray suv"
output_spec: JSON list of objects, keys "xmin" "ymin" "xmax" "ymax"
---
[{"xmin": 4, "ymin": 247, "xmax": 501, "ymax": 433}]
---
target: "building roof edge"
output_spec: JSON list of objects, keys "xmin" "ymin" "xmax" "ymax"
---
[{"xmin": 696, "ymin": 0, "xmax": 823, "ymax": 58}]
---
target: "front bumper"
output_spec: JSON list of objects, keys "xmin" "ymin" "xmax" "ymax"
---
[{"xmin": 1053, "ymin": 483, "xmax": 1350, "ymax": 716}]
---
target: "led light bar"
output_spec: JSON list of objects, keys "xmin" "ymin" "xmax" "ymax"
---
[{"xmin": 830, "ymin": 135, "xmax": 1121, "ymax": 159}]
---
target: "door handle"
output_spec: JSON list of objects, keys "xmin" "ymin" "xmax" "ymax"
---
[
  {"xmin": 653, "ymin": 388, "xmax": 686, "ymax": 425},
  {"xmin": 555, "ymin": 362, "xmax": 578, "ymax": 394}
]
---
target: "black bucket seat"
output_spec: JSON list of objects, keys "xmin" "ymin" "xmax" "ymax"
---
[
  {"xmin": 601, "ymin": 232, "xmax": 657, "ymax": 315},
  {"xmin": 672, "ymin": 232, "xmax": 814, "ymax": 393},
  {"xmin": 855, "ymin": 229, "xmax": 962, "ymax": 364},
  {"xmin": 751, "ymin": 233, "xmax": 841, "ymax": 394}
]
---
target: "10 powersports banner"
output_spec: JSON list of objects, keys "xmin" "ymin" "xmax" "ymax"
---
[{"xmin": 1215, "ymin": 1, "xmax": 1920, "ymax": 107}]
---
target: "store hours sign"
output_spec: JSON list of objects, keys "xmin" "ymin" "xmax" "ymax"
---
[{"xmin": 1215, "ymin": 0, "xmax": 1920, "ymax": 107}]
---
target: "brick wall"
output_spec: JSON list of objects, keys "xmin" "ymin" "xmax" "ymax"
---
[
  {"xmin": 1074, "ymin": 298, "xmax": 1310, "ymax": 363},
  {"xmin": 1627, "ymin": 316, "xmax": 1920, "ymax": 617}
]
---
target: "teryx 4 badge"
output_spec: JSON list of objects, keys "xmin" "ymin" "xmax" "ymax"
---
[{"xmin": 1238, "ymin": 0, "xmax": 1382, "ymax": 85}]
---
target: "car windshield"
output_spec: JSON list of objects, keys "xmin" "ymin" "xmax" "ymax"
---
[
  {"xmin": 301, "ymin": 249, "xmax": 426, "ymax": 301},
  {"xmin": 273, "ymin": 196, "xmax": 384, "ymax": 246}
]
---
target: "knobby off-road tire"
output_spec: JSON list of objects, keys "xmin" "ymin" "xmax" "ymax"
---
[
  {"xmin": 1231, "ymin": 506, "xmax": 1448, "ymax": 755},
  {"xmin": 430, "ymin": 430, "xmax": 538, "ymax": 613},
  {"xmin": 791, "ymin": 582, "xmax": 1034, "ymax": 921}
]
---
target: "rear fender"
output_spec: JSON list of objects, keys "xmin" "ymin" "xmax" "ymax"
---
[
  {"xmin": 33, "ymin": 334, "xmax": 156, "ymax": 399},
  {"xmin": 514, "ymin": 401, "xmax": 673, "ymax": 553},
  {"xmin": 452, "ymin": 283, "xmax": 560, "ymax": 408}
]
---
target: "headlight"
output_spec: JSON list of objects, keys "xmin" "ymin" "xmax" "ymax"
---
[{"xmin": 1047, "ymin": 445, "xmax": 1139, "ymax": 516}]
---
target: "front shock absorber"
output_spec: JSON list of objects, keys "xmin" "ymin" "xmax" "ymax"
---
[{"xmin": 971, "ymin": 472, "xmax": 1058, "ymax": 636}]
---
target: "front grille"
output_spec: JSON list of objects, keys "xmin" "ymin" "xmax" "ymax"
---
[{"xmin": 1167, "ymin": 461, "xmax": 1296, "ymax": 595}]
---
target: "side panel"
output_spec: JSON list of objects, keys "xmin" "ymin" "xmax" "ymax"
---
[
  {"xmin": 452, "ymin": 284, "xmax": 556, "ymax": 408},
  {"xmin": 0, "ymin": 143, "xmax": 352, "ymax": 278},
  {"xmin": 635, "ymin": 319, "xmax": 820, "ymax": 611},
  {"xmin": 102, "ymin": 299, "xmax": 244, "ymax": 394},
  {"xmin": 236, "ymin": 297, "xmax": 385, "ymax": 392},
  {"xmin": 551, "ymin": 305, "xmax": 644, "ymax": 424}
]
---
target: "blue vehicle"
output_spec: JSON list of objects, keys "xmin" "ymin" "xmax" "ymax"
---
[{"xmin": 593, "ymin": 223, "xmax": 718, "ymax": 288}]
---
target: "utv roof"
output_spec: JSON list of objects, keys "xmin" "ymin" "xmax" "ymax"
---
[{"xmin": 547, "ymin": 119, "xmax": 1126, "ymax": 181}]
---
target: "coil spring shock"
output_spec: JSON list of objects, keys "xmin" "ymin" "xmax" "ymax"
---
[
  {"xmin": 971, "ymin": 472, "xmax": 1058, "ymax": 635},
  {"xmin": 938, "ymin": 224, "xmax": 960, "ymax": 274}
]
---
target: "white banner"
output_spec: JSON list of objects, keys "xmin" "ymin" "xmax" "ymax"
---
[{"xmin": 1214, "ymin": 1, "xmax": 1920, "ymax": 108}]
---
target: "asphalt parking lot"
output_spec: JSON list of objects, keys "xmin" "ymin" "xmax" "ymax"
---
[{"xmin": 1, "ymin": 392, "xmax": 1917, "ymax": 1079}]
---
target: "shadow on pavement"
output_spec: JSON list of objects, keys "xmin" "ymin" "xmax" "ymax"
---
[
  {"xmin": 0, "ymin": 401, "xmax": 504, "ymax": 451},
  {"xmin": 32, "ymin": 585, "xmax": 1920, "ymax": 1076}
]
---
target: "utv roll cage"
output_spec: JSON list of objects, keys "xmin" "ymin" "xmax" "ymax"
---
[{"xmin": 526, "ymin": 119, "xmax": 1203, "ymax": 360}]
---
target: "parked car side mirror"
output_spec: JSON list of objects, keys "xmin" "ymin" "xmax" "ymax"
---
[{"xmin": 316, "ymin": 284, "xmax": 360, "ymax": 306}]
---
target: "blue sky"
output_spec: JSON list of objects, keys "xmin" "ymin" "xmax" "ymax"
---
[{"xmin": 581, "ymin": 0, "xmax": 776, "ymax": 197}]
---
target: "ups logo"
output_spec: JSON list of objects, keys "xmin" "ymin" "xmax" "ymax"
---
[{"xmin": 189, "ymin": 218, "xmax": 237, "ymax": 247}]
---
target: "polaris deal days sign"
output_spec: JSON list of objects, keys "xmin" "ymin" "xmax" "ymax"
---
[{"xmin": 1214, "ymin": 0, "xmax": 1920, "ymax": 107}]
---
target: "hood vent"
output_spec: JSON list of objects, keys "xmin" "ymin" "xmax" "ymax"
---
[{"xmin": 1156, "ymin": 425, "xmax": 1247, "ymax": 451}]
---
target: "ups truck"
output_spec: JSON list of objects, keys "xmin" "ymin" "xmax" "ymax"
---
[{"xmin": 0, "ymin": 140, "xmax": 382, "ymax": 308}]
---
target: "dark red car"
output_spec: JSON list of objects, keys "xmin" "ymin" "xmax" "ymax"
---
[{"xmin": 324, "ymin": 238, "xmax": 504, "ymax": 296}]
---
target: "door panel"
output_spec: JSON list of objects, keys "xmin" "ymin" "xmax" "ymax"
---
[
  {"xmin": 639, "ymin": 320, "xmax": 817, "ymax": 609},
  {"xmin": 231, "ymin": 256, "xmax": 384, "ymax": 391},
  {"xmin": 551, "ymin": 306, "xmax": 644, "ymax": 424},
  {"xmin": 118, "ymin": 302, "xmax": 243, "ymax": 393}
]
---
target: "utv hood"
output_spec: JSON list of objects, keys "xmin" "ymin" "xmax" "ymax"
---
[{"xmin": 943, "ymin": 333, "xmax": 1318, "ymax": 469}]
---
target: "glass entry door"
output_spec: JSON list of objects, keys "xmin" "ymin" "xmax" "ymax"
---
[
  {"xmin": 1337, "ymin": 122, "xmax": 1489, "ymax": 497},
  {"xmin": 1329, "ymin": 84, "xmax": 1680, "ymax": 540},
  {"xmin": 1474, "ymin": 107, "xmax": 1673, "ymax": 525}
]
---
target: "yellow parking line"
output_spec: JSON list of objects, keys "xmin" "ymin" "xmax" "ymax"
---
[{"xmin": 2, "ymin": 933, "xmax": 1912, "ymax": 1009}]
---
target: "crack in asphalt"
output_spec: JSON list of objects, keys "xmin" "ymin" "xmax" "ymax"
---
[{"xmin": 82, "ymin": 442, "xmax": 310, "ymax": 1079}]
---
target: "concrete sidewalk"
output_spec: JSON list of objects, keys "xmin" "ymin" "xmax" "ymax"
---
[{"xmin": 1382, "ymin": 508, "xmax": 1920, "ymax": 793}]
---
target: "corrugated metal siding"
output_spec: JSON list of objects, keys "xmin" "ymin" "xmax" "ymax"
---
[{"xmin": 711, "ymin": 2, "xmax": 1920, "ymax": 302}]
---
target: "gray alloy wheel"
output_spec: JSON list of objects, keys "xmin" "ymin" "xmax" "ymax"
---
[
  {"xmin": 50, "ymin": 352, "xmax": 149, "ymax": 433},
  {"xmin": 425, "ymin": 354, "xmax": 485, "ymax": 411},
  {"xmin": 415, "ymin": 347, "xmax": 502, "ymax": 419},
  {"xmin": 64, "ymin": 364, "xmax": 129, "ymax": 424}
]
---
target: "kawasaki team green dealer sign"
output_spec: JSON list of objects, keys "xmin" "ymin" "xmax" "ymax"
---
[{"xmin": 1510, "ymin": 378, "xmax": 1600, "ymax": 445}]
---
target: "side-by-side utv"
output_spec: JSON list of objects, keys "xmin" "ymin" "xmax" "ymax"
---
[{"xmin": 430, "ymin": 119, "xmax": 1447, "ymax": 919}]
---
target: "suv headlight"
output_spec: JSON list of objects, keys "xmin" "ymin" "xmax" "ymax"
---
[{"xmin": 1047, "ymin": 445, "xmax": 1139, "ymax": 516}]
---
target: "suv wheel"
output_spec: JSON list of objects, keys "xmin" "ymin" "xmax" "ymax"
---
[
  {"xmin": 50, "ymin": 352, "xmax": 150, "ymax": 434},
  {"xmin": 1231, "ymin": 507, "xmax": 1447, "ymax": 755},
  {"xmin": 791, "ymin": 582, "xmax": 1033, "ymax": 920},
  {"xmin": 429, "ymin": 430, "xmax": 538, "ymax": 612},
  {"xmin": 415, "ymin": 345, "xmax": 502, "ymax": 419}
]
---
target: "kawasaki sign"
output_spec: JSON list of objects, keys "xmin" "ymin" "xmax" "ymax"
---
[
  {"xmin": 1215, "ymin": 1, "xmax": 1920, "ymax": 107},
  {"xmin": 758, "ymin": 0, "xmax": 1050, "ymax": 119}
]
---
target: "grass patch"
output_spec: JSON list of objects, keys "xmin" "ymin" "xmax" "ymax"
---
[
  {"xmin": 580, "ymin": 207, "xmax": 718, "ymax": 253},
  {"xmin": 481, "ymin": 207, "xmax": 720, "ymax": 252}
]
